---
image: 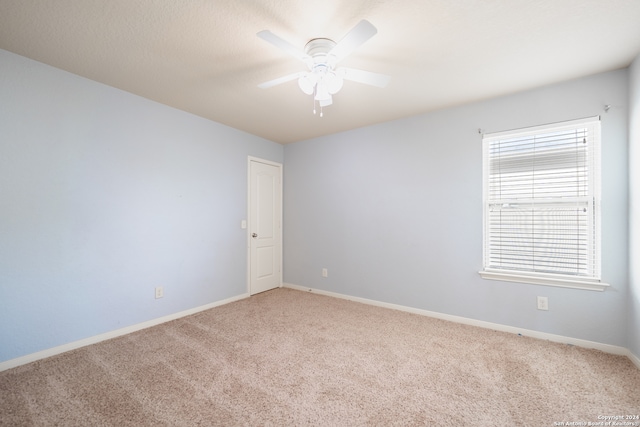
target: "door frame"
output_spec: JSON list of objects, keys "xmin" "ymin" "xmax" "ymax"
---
[{"xmin": 247, "ymin": 156, "xmax": 283, "ymax": 295}]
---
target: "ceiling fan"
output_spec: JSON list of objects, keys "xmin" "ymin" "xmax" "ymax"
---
[{"xmin": 257, "ymin": 20, "xmax": 391, "ymax": 116}]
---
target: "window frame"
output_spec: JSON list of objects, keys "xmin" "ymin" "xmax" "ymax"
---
[{"xmin": 479, "ymin": 117, "xmax": 609, "ymax": 291}]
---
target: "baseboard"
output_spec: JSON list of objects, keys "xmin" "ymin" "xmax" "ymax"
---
[
  {"xmin": 4, "ymin": 286, "xmax": 636, "ymax": 372},
  {"xmin": 0, "ymin": 293, "xmax": 250, "ymax": 372},
  {"xmin": 628, "ymin": 349, "xmax": 640, "ymax": 370},
  {"xmin": 283, "ymin": 283, "xmax": 631, "ymax": 358}
]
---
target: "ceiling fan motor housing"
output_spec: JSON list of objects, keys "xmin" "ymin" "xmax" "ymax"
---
[{"xmin": 305, "ymin": 38, "xmax": 337, "ymax": 67}]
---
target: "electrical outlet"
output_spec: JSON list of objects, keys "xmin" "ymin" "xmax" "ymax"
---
[
  {"xmin": 155, "ymin": 286, "xmax": 164, "ymax": 299},
  {"xmin": 537, "ymin": 296, "xmax": 548, "ymax": 311},
  {"xmin": 322, "ymin": 268, "xmax": 328, "ymax": 278}
]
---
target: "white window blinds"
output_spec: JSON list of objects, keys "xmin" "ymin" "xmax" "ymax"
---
[{"xmin": 482, "ymin": 117, "xmax": 602, "ymax": 286}]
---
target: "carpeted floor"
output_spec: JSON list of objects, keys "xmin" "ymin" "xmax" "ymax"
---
[{"xmin": 1, "ymin": 288, "xmax": 639, "ymax": 426}]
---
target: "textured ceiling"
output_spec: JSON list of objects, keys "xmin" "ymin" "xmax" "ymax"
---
[{"xmin": 1, "ymin": 0, "xmax": 640, "ymax": 144}]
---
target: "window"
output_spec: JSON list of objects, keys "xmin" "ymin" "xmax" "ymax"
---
[{"xmin": 480, "ymin": 117, "xmax": 608, "ymax": 291}]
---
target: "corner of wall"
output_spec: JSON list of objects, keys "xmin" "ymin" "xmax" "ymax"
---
[{"xmin": 628, "ymin": 53, "xmax": 640, "ymax": 362}]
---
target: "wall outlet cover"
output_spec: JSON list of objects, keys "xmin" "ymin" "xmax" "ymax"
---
[{"xmin": 537, "ymin": 296, "xmax": 548, "ymax": 311}]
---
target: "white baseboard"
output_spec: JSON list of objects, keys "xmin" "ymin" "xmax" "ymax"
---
[
  {"xmin": 0, "ymin": 293, "xmax": 250, "ymax": 372},
  {"xmin": 283, "ymin": 283, "xmax": 633, "ymax": 359},
  {"xmin": 4, "ymin": 286, "xmax": 637, "ymax": 373},
  {"xmin": 628, "ymin": 349, "xmax": 640, "ymax": 370}
]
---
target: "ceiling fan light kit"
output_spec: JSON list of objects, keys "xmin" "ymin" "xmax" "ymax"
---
[{"xmin": 257, "ymin": 20, "xmax": 390, "ymax": 117}]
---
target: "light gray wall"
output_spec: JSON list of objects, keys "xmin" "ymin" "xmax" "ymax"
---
[
  {"xmin": 284, "ymin": 69, "xmax": 629, "ymax": 347},
  {"xmin": 629, "ymin": 53, "xmax": 640, "ymax": 360},
  {"xmin": 0, "ymin": 49, "xmax": 283, "ymax": 363}
]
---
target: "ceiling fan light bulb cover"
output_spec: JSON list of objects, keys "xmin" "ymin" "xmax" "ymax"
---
[
  {"xmin": 298, "ymin": 75, "xmax": 315, "ymax": 95},
  {"xmin": 327, "ymin": 74, "xmax": 344, "ymax": 95}
]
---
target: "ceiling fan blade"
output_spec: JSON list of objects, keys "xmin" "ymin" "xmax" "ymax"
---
[
  {"xmin": 337, "ymin": 67, "xmax": 391, "ymax": 88},
  {"xmin": 258, "ymin": 72, "xmax": 304, "ymax": 89},
  {"xmin": 329, "ymin": 20, "xmax": 378, "ymax": 63},
  {"xmin": 257, "ymin": 30, "xmax": 311, "ymax": 64}
]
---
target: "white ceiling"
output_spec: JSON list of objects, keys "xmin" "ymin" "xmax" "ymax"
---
[{"xmin": 1, "ymin": 0, "xmax": 640, "ymax": 144}]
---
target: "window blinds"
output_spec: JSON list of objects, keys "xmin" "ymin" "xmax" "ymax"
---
[{"xmin": 482, "ymin": 117, "xmax": 601, "ymax": 280}]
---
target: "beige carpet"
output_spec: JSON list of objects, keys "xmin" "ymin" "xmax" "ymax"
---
[{"xmin": 1, "ymin": 288, "xmax": 639, "ymax": 426}]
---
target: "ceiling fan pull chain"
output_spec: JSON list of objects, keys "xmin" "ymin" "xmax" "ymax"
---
[
  {"xmin": 313, "ymin": 87, "xmax": 317, "ymax": 115},
  {"xmin": 310, "ymin": 89, "xmax": 323, "ymax": 117}
]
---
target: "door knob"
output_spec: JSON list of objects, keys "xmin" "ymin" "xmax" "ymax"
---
[{"xmin": 252, "ymin": 233, "xmax": 258, "ymax": 238}]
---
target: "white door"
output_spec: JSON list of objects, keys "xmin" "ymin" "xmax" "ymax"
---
[{"xmin": 248, "ymin": 158, "xmax": 282, "ymax": 295}]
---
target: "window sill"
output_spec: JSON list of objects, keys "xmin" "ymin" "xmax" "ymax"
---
[{"xmin": 478, "ymin": 270, "xmax": 610, "ymax": 291}]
